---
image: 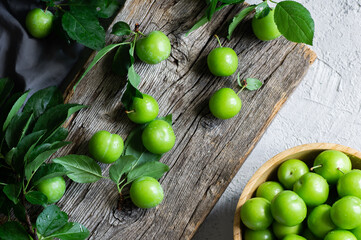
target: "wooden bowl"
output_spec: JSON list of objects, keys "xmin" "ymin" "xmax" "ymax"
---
[{"xmin": 233, "ymin": 143, "xmax": 361, "ymax": 240}]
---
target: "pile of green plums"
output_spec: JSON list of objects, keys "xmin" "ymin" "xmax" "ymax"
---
[{"xmin": 240, "ymin": 150, "xmax": 361, "ymax": 240}]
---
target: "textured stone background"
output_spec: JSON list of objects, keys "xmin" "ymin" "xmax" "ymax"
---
[{"xmin": 194, "ymin": 0, "xmax": 361, "ymax": 239}]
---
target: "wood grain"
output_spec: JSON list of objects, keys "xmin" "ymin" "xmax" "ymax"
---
[
  {"xmin": 233, "ymin": 143, "xmax": 361, "ymax": 240},
  {"xmin": 56, "ymin": 0, "xmax": 316, "ymax": 239}
]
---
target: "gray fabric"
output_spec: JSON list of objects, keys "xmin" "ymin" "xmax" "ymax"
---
[{"xmin": 0, "ymin": 0, "xmax": 83, "ymax": 93}]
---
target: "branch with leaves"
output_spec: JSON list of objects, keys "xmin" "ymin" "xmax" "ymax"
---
[{"xmin": 187, "ymin": 0, "xmax": 315, "ymax": 45}]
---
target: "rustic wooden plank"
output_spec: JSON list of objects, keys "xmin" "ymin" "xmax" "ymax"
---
[{"xmin": 57, "ymin": 0, "xmax": 316, "ymax": 239}]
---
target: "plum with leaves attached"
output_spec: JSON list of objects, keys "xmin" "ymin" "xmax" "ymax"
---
[
  {"xmin": 130, "ymin": 176, "xmax": 164, "ymax": 208},
  {"xmin": 127, "ymin": 94, "xmax": 159, "ymax": 124},
  {"xmin": 252, "ymin": 9, "xmax": 281, "ymax": 41},
  {"xmin": 26, "ymin": 8, "xmax": 54, "ymax": 38},
  {"xmin": 89, "ymin": 130, "xmax": 124, "ymax": 164}
]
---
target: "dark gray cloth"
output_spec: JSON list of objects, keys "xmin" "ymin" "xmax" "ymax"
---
[{"xmin": 0, "ymin": 0, "xmax": 83, "ymax": 93}]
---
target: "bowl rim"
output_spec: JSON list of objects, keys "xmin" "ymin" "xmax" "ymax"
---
[{"xmin": 233, "ymin": 143, "xmax": 361, "ymax": 240}]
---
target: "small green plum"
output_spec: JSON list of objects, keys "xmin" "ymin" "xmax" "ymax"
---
[
  {"xmin": 252, "ymin": 9, "xmax": 281, "ymax": 41},
  {"xmin": 307, "ymin": 204, "xmax": 336, "ymax": 238},
  {"xmin": 282, "ymin": 234, "xmax": 306, "ymax": 240},
  {"xmin": 271, "ymin": 190, "xmax": 307, "ymax": 226},
  {"xmin": 209, "ymin": 88, "xmax": 242, "ymax": 119},
  {"xmin": 89, "ymin": 130, "xmax": 124, "ymax": 164},
  {"xmin": 127, "ymin": 94, "xmax": 159, "ymax": 124},
  {"xmin": 324, "ymin": 230, "xmax": 357, "ymax": 240},
  {"xmin": 136, "ymin": 31, "xmax": 171, "ymax": 64},
  {"xmin": 313, "ymin": 150, "xmax": 352, "ymax": 184},
  {"xmin": 277, "ymin": 159, "xmax": 309, "ymax": 189},
  {"xmin": 130, "ymin": 176, "xmax": 164, "ymax": 208},
  {"xmin": 142, "ymin": 120, "xmax": 175, "ymax": 154},
  {"xmin": 302, "ymin": 228, "xmax": 321, "ymax": 240},
  {"xmin": 351, "ymin": 225, "xmax": 361, "ymax": 239},
  {"xmin": 330, "ymin": 196, "xmax": 361, "ymax": 229},
  {"xmin": 207, "ymin": 47, "xmax": 238, "ymax": 76},
  {"xmin": 37, "ymin": 176, "xmax": 66, "ymax": 204},
  {"xmin": 244, "ymin": 228, "xmax": 274, "ymax": 240},
  {"xmin": 293, "ymin": 172, "xmax": 329, "ymax": 207},
  {"xmin": 256, "ymin": 181, "xmax": 284, "ymax": 202},
  {"xmin": 337, "ymin": 169, "xmax": 361, "ymax": 199},
  {"xmin": 272, "ymin": 221, "xmax": 302, "ymax": 239},
  {"xmin": 240, "ymin": 197, "xmax": 273, "ymax": 231},
  {"xmin": 26, "ymin": 8, "xmax": 54, "ymax": 38}
]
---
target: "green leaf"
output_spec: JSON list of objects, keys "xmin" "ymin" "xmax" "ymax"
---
[
  {"xmin": 96, "ymin": 0, "xmax": 120, "ymax": 18},
  {"xmin": 124, "ymin": 126, "xmax": 162, "ymax": 166},
  {"xmin": 32, "ymin": 163, "xmax": 67, "ymax": 186},
  {"xmin": 3, "ymin": 91, "xmax": 29, "ymax": 131},
  {"xmin": 254, "ymin": 2, "xmax": 270, "ymax": 19},
  {"xmin": 13, "ymin": 202, "xmax": 26, "ymax": 223},
  {"xmin": 112, "ymin": 44, "xmax": 132, "ymax": 76},
  {"xmin": 236, "ymin": 72, "xmax": 242, "ymax": 87},
  {"xmin": 127, "ymin": 161, "xmax": 169, "ymax": 183},
  {"xmin": 3, "ymin": 183, "xmax": 22, "ymax": 204},
  {"xmin": 0, "ymin": 92, "xmax": 22, "ymax": 130},
  {"xmin": 274, "ymin": 1, "xmax": 314, "ymax": 45},
  {"xmin": 245, "ymin": 78, "xmax": 263, "ymax": 91},
  {"xmin": 46, "ymin": 222, "xmax": 89, "ymax": 240},
  {"xmin": 25, "ymin": 191, "xmax": 48, "ymax": 206},
  {"xmin": 25, "ymin": 147, "xmax": 63, "ymax": 181},
  {"xmin": 127, "ymin": 65, "xmax": 141, "ymax": 89},
  {"xmin": 111, "ymin": 21, "xmax": 132, "ymax": 36},
  {"xmin": 23, "ymin": 86, "xmax": 63, "ymax": 118},
  {"xmin": 227, "ymin": 5, "xmax": 256, "ymax": 40},
  {"xmin": 121, "ymin": 81, "xmax": 143, "ymax": 111},
  {"xmin": 157, "ymin": 114, "xmax": 173, "ymax": 126},
  {"xmin": 43, "ymin": 127, "xmax": 69, "ymax": 144},
  {"xmin": 0, "ymin": 221, "xmax": 30, "ymax": 240},
  {"xmin": 12, "ymin": 130, "xmax": 46, "ymax": 172},
  {"xmin": 109, "ymin": 155, "xmax": 137, "ymax": 184},
  {"xmin": 74, "ymin": 42, "xmax": 127, "ymax": 89},
  {"xmin": 0, "ymin": 77, "xmax": 14, "ymax": 107},
  {"xmin": 206, "ymin": 0, "xmax": 218, "ymax": 21},
  {"xmin": 33, "ymin": 104, "xmax": 86, "ymax": 135},
  {"xmin": 5, "ymin": 112, "xmax": 34, "ymax": 149},
  {"xmin": 28, "ymin": 141, "xmax": 70, "ymax": 164},
  {"xmin": 62, "ymin": 7, "xmax": 105, "ymax": 50},
  {"xmin": 5, "ymin": 148, "xmax": 16, "ymax": 166},
  {"xmin": 53, "ymin": 155, "xmax": 102, "ymax": 183},
  {"xmin": 36, "ymin": 205, "xmax": 68, "ymax": 237}
]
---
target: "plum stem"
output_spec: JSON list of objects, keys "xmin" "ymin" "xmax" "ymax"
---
[
  {"xmin": 237, "ymin": 86, "xmax": 246, "ymax": 95},
  {"xmin": 214, "ymin": 35, "xmax": 222, "ymax": 48},
  {"xmin": 21, "ymin": 193, "xmax": 39, "ymax": 240},
  {"xmin": 337, "ymin": 167, "xmax": 345, "ymax": 174},
  {"xmin": 310, "ymin": 164, "xmax": 323, "ymax": 171},
  {"xmin": 125, "ymin": 110, "xmax": 135, "ymax": 114}
]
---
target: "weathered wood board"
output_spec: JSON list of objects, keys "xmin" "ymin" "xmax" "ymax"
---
[{"xmin": 56, "ymin": 0, "xmax": 316, "ymax": 239}]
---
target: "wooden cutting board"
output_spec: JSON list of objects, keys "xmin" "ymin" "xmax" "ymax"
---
[{"xmin": 56, "ymin": 0, "xmax": 316, "ymax": 239}]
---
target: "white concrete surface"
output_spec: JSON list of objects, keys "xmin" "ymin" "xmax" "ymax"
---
[{"xmin": 194, "ymin": 0, "xmax": 361, "ymax": 239}]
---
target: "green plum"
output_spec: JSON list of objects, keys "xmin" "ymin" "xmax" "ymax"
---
[
  {"xmin": 337, "ymin": 169, "xmax": 361, "ymax": 199},
  {"xmin": 330, "ymin": 196, "xmax": 361, "ymax": 229},
  {"xmin": 282, "ymin": 234, "xmax": 306, "ymax": 240},
  {"xmin": 207, "ymin": 47, "xmax": 238, "ymax": 76},
  {"xmin": 240, "ymin": 197, "xmax": 273, "ymax": 230},
  {"xmin": 136, "ymin": 31, "xmax": 171, "ymax": 64},
  {"xmin": 271, "ymin": 190, "xmax": 307, "ymax": 226},
  {"xmin": 209, "ymin": 88, "xmax": 242, "ymax": 119},
  {"xmin": 272, "ymin": 221, "xmax": 302, "ymax": 239},
  {"xmin": 127, "ymin": 94, "xmax": 159, "ymax": 124},
  {"xmin": 324, "ymin": 230, "xmax": 357, "ymax": 240},
  {"xmin": 307, "ymin": 204, "xmax": 336, "ymax": 238},
  {"xmin": 142, "ymin": 120, "xmax": 175, "ymax": 154},
  {"xmin": 252, "ymin": 9, "xmax": 281, "ymax": 41},
  {"xmin": 89, "ymin": 130, "xmax": 124, "ymax": 164},
  {"xmin": 277, "ymin": 159, "xmax": 309, "ymax": 189},
  {"xmin": 293, "ymin": 172, "xmax": 329, "ymax": 207},
  {"xmin": 130, "ymin": 176, "xmax": 164, "ymax": 208},
  {"xmin": 256, "ymin": 181, "xmax": 284, "ymax": 202},
  {"xmin": 26, "ymin": 8, "xmax": 54, "ymax": 38},
  {"xmin": 351, "ymin": 225, "xmax": 361, "ymax": 239},
  {"xmin": 244, "ymin": 228, "xmax": 274, "ymax": 240},
  {"xmin": 37, "ymin": 176, "xmax": 66, "ymax": 203},
  {"xmin": 313, "ymin": 150, "xmax": 352, "ymax": 184}
]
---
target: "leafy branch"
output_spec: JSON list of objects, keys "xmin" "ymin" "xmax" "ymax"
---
[{"xmin": 188, "ymin": 0, "xmax": 315, "ymax": 45}]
